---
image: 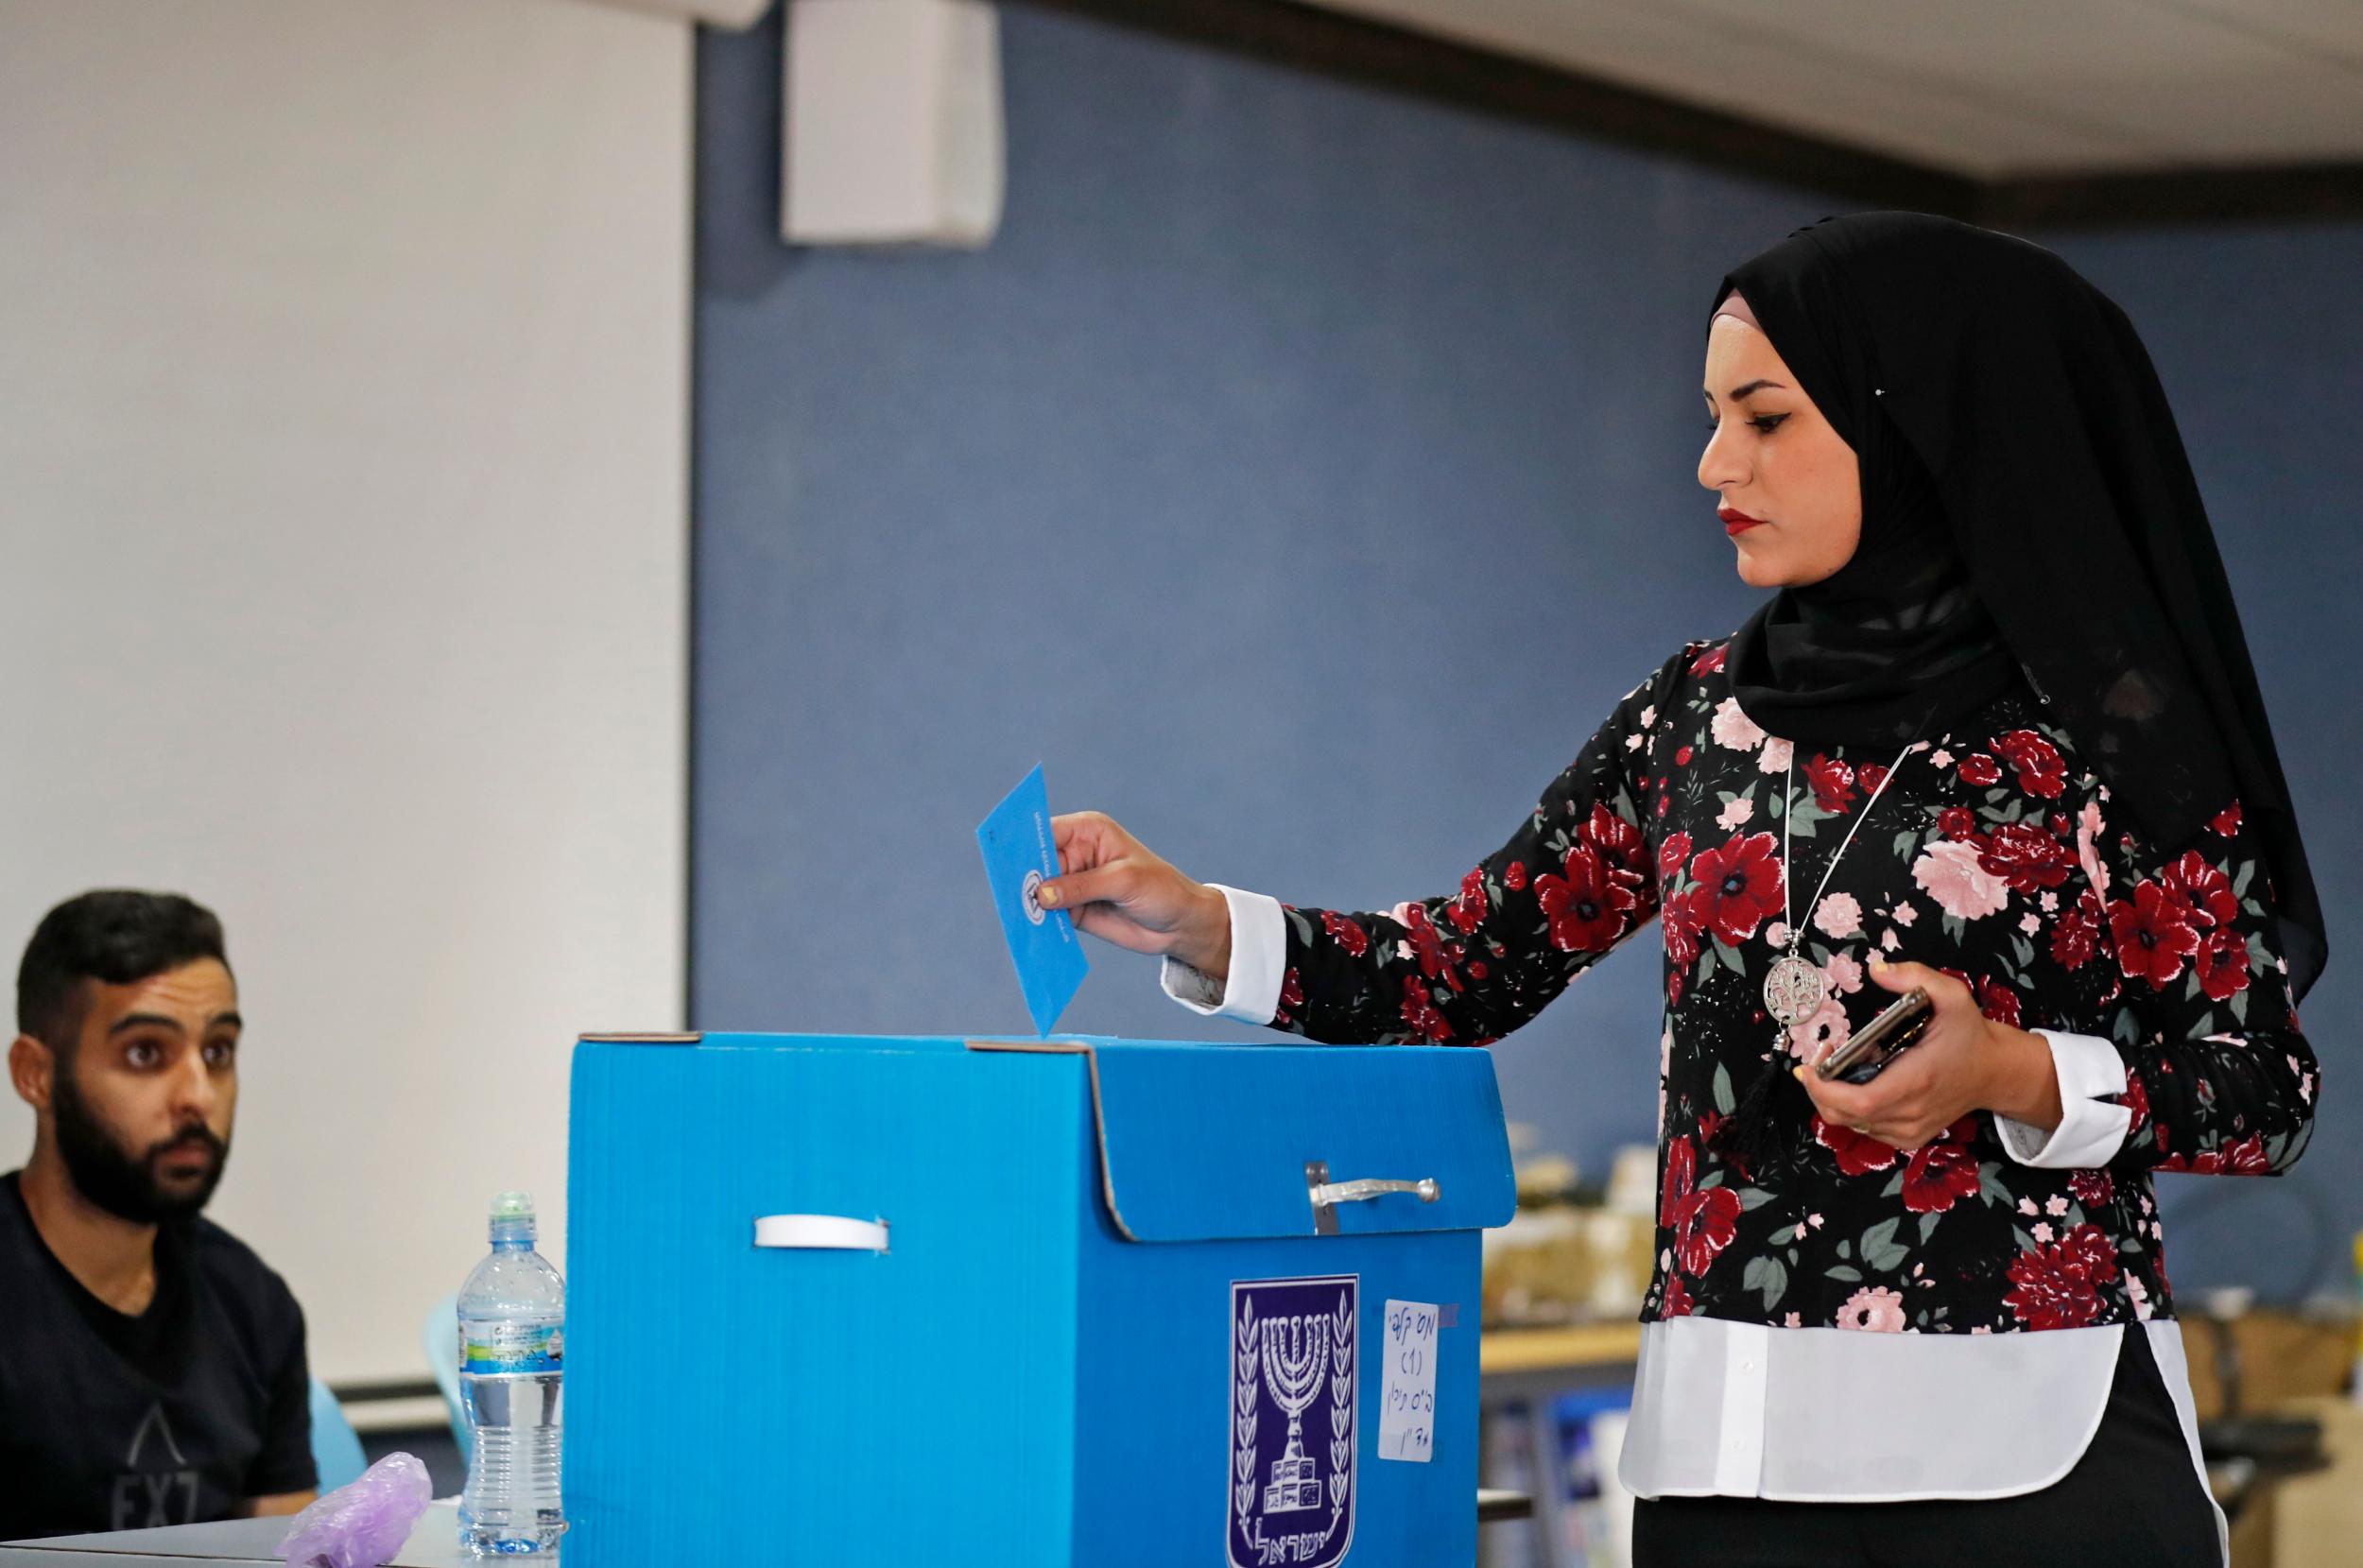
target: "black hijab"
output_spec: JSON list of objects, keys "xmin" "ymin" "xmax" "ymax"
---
[{"xmin": 1710, "ymin": 211, "xmax": 2324, "ymax": 1007}]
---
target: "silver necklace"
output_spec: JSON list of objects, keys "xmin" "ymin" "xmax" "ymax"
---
[{"xmin": 1760, "ymin": 727, "xmax": 1930, "ymax": 1032}]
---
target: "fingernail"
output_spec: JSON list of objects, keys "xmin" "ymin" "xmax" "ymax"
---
[
  {"xmin": 1037, "ymin": 884, "xmax": 1061, "ymax": 907},
  {"xmin": 1790, "ymin": 1064, "xmax": 1804, "ymax": 1080}
]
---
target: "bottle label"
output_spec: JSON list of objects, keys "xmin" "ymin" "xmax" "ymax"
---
[{"xmin": 463, "ymin": 1320, "xmax": 563, "ymax": 1374}]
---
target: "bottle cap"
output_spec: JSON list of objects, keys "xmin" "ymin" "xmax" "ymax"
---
[{"xmin": 491, "ymin": 1191, "xmax": 536, "ymax": 1222}]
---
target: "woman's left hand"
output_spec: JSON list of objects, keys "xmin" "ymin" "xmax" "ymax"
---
[{"xmin": 1792, "ymin": 954, "xmax": 2061, "ymax": 1150}]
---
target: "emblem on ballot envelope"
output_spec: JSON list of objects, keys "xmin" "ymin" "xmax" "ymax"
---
[{"xmin": 1229, "ymin": 1275, "xmax": 1356, "ymax": 1568}]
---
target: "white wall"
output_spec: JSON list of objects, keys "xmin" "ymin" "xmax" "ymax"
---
[{"xmin": 0, "ymin": 0, "xmax": 691, "ymax": 1386}]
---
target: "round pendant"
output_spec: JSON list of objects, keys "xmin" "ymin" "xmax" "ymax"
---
[{"xmin": 1763, "ymin": 953, "xmax": 1828, "ymax": 1026}]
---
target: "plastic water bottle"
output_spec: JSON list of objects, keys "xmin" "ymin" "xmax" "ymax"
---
[{"xmin": 458, "ymin": 1192, "xmax": 566, "ymax": 1555}]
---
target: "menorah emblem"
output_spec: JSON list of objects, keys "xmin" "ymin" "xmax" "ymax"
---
[{"xmin": 1261, "ymin": 1315, "xmax": 1331, "ymax": 1512}]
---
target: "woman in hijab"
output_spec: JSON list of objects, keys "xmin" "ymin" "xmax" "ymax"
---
[{"xmin": 1042, "ymin": 211, "xmax": 2322, "ymax": 1566}]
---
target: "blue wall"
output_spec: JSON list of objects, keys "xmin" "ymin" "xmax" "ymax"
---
[{"xmin": 692, "ymin": 6, "xmax": 2360, "ymax": 1297}]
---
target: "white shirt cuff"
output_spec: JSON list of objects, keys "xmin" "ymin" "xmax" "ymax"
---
[
  {"xmin": 1993, "ymin": 1028, "xmax": 2133, "ymax": 1168},
  {"xmin": 1158, "ymin": 884, "xmax": 1286, "ymax": 1025}
]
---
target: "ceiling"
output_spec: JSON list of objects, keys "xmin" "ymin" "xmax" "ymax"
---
[{"xmin": 1299, "ymin": 0, "xmax": 2363, "ymax": 179}]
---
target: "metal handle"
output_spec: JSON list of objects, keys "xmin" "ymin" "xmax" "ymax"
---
[
  {"xmin": 753, "ymin": 1214, "xmax": 889, "ymax": 1252},
  {"xmin": 1304, "ymin": 1161, "xmax": 1440, "ymax": 1235},
  {"xmin": 1314, "ymin": 1177, "xmax": 1440, "ymax": 1206}
]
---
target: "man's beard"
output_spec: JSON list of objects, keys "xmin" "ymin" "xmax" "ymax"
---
[{"xmin": 49, "ymin": 1067, "xmax": 230, "ymax": 1224}]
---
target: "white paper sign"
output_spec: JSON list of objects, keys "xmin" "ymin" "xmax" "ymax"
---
[{"xmin": 1378, "ymin": 1299, "xmax": 1439, "ymax": 1463}]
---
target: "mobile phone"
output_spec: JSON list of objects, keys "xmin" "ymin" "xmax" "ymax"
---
[{"xmin": 1813, "ymin": 987, "xmax": 1934, "ymax": 1086}]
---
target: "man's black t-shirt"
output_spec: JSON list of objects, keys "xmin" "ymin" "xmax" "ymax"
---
[{"xmin": 0, "ymin": 1170, "xmax": 316, "ymax": 1540}]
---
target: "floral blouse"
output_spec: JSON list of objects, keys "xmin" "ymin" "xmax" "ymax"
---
[{"xmin": 1268, "ymin": 637, "xmax": 2320, "ymax": 1335}]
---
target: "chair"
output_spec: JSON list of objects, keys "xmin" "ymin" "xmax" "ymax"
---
[
  {"xmin": 423, "ymin": 1291, "xmax": 474, "ymax": 1466},
  {"xmin": 308, "ymin": 1376, "xmax": 368, "ymax": 1492}
]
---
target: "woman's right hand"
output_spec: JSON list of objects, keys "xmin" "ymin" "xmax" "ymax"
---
[{"xmin": 1039, "ymin": 812, "xmax": 1233, "ymax": 981}]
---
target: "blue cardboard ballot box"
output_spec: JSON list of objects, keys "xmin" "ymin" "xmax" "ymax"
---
[{"xmin": 564, "ymin": 1033, "xmax": 1518, "ymax": 1567}]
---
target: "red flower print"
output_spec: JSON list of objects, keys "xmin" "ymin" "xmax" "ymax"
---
[
  {"xmin": 1448, "ymin": 867, "xmax": 1489, "ymax": 935},
  {"xmin": 1534, "ymin": 844, "xmax": 1640, "ymax": 954},
  {"xmin": 1936, "ymin": 805, "xmax": 1986, "ymax": 844},
  {"xmin": 2050, "ymin": 888, "xmax": 2103, "ymax": 972},
  {"xmin": 1676, "ymin": 744, "xmax": 1694, "ymax": 766},
  {"xmin": 1274, "ymin": 967, "xmax": 1303, "ymax": 1026},
  {"xmin": 1579, "ymin": 801, "xmax": 1650, "ymax": 881},
  {"xmin": 1856, "ymin": 762, "xmax": 1889, "ymax": 794},
  {"xmin": 1992, "ymin": 729, "xmax": 2066, "ymax": 800},
  {"xmin": 1695, "ymin": 1114, "xmax": 1753, "ymax": 1183},
  {"xmin": 2109, "ymin": 879, "xmax": 2202, "ymax": 990},
  {"xmin": 1974, "ymin": 975, "xmax": 2022, "ymax": 1028},
  {"xmin": 2068, "ymin": 1168, "xmax": 2114, "ymax": 1208},
  {"xmin": 1662, "ymin": 886, "xmax": 1704, "ymax": 973},
  {"xmin": 1958, "ymin": 753, "xmax": 2004, "ymax": 787},
  {"xmin": 1803, "ymin": 752, "xmax": 1856, "ymax": 814},
  {"xmin": 1690, "ymin": 644, "xmax": 1727, "ymax": 675},
  {"xmin": 1321, "ymin": 909, "xmax": 1370, "ymax": 957},
  {"xmin": 2195, "ymin": 925, "xmax": 2251, "ymax": 1002},
  {"xmin": 1814, "ymin": 1114, "xmax": 1898, "ymax": 1176},
  {"xmin": 1662, "ymin": 1273, "xmax": 1696, "ymax": 1317},
  {"xmin": 2005, "ymin": 1222, "xmax": 2120, "ymax": 1329},
  {"xmin": 1687, "ymin": 831, "xmax": 1784, "ymax": 944},
  {"xmin": 1398, "ymin": 975, "xmax": 1452, "ymax": 1043},
  {"xmin": 1675, "ymin": 1185, "xmax": 1740, "ymax": 1276},
  {"xmin": 2115, "ymin": 1073, "xmax": 2150, "ymax": 1140},
  {"xmin": 1659, "ymin": 830, "xmax": 1692, "ymax": 886},
  {"xmin": 1900, "ymin": 1119, "xmax": 1982, "ymax": 1215},
  {"xmin": 2209, "ymin": 801, "xmax": 2243, "ymax": 837},
  {"xmin": 2160, "ymin": 1133, "xmax": 2269, "ymax": 1176},
  {"xmin": 1397, "ymin": 903, "xmax": 1464, "ymax": 991},
  {"xmin": 1977, "ymin": 820, "xmax": 2076, "ymax": 894},
  {"xmin": 2163, "ymin": 850, "xmax": 2238, "ymax": 931},
  {"xmin": 1660, "ymin": 1135, "xmax": 1740, "ymax": 1276},
  {"xmin": 1660, "ymin": 1133, "xmax": 1697, "ymax": 1217},
  {"xmin": 1504, "ymin": 860, "xmax": 1528, "ymax": 891}
]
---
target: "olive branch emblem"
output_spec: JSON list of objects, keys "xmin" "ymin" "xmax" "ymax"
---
[
  {"xmin": 1325, "ymin": 1291, "xmax": 1353, "ymax": 1525},
  {"xmin": 1233, "ymin": 1300, "xmax": 1261, "ymax": 1525}
]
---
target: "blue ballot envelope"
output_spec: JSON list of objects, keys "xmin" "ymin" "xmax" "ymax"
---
[{"xmin": 564, "ymin": 1032, "xmax": 1518, "ymax": 1568}]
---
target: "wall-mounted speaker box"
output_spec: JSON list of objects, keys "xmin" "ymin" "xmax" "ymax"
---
[{"xmin": 784, "ymin": 0, "xmax": 1005, "ymax": 248}]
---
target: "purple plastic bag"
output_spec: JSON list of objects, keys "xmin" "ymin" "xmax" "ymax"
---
[{"xmin": 278, "ymin": 1452, "xmax": 433, "ymax": 1568}]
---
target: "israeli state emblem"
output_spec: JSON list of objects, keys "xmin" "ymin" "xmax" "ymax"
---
[{"xmin": 1229, "ymin": 1274, "xmax": 1356, "ymax": 1568}]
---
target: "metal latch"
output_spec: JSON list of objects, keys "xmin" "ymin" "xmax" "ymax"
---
[{"xmin": 1304, "ymin": 1160, "xmax": 1440, "ymax": 1236}]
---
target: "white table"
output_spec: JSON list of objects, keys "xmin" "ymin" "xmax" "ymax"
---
[{"xmin": 1, "ymin": 1501, "xmax": 465, "ymax": 1567}]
